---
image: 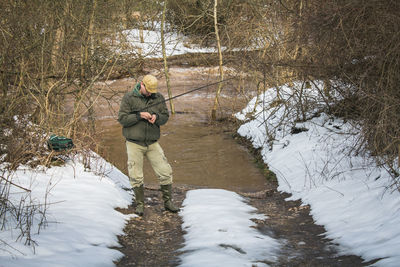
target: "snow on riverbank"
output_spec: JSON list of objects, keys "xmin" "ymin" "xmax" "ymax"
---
[
  {"xmin": 117, "ymin": 27, "xmax": 216, "ymax": 58},
  {"xmin": 235, "ymin": 82, "xmax": 400, "ymax": 266},
  {"xmin": 0, "ymin": 155, "xmax": 134, "ymax": 267}
]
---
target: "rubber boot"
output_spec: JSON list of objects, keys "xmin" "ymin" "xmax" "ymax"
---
[
  {"xmin": 133, "ymin": 185, "xmax": 144, "ymax": 216},
  {"xmin": 160, "ymin": 184, "xmax": 180, "ymax": 213}
]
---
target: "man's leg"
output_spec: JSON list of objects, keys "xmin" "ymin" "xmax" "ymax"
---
[
  {"xmin": 147, "ymin": 142, "xmax": 179, "ymax": 212},
  {"xmin": 146, "ymin": 142, "xmax": 172, "ymax": 185},
  {"xmin": 126, "ymin": 141, "xmax": 146, "ymax": 216}
]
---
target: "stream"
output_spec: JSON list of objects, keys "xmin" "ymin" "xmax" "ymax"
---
[{"xmin": 97, "ymin": 67, "xmax": 267, "ymax": 192}]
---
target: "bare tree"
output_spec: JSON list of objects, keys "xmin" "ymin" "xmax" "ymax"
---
[
  {"xmin": 161, "ymin": 0, "xmax": 175, "ymax": 114},
  {"xmin": 211, "ymin": 0, "xmax": 224, "ymax": 120}
]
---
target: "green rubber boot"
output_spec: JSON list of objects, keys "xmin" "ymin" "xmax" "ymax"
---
[
  {"xmin": 133, "ymin": 185, "xmax": 144, "ymax": 216},
  {"xmin": 160, "ymin": 184, "xmax": 180, "ymax": 213}
]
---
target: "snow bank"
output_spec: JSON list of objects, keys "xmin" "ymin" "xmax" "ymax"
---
[
  {"xmin": 236, "ymin": 83, "xmax": 400, "ymax": 266},
  {"xmin": 0, "ymin": 154, "xmax": 134, "ymax": 267}
]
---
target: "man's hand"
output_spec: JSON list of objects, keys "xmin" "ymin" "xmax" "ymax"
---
[
  {"xmin": 148, "ymin": 114, "xmax": 156, "ymax": 124},
  {"xmin": 140, "ymin": 112, "xmax": 156, "ymax": 124},
  {"xmin": 140, "ymin": 112, "xmax": 152, "ymax": 120}
]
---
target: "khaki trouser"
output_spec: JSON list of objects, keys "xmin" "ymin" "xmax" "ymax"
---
[{"xmin": 126, "ymin": 141, "xmax": 173, "ymax": 187}]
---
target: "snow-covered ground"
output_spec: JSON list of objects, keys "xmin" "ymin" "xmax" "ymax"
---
[
  {"xmin": 235, "ymin": 82, "xmax": 400, "ymax": 266},
  {"xmin": 115, "ymin": 27, "xmax": 216, "ymax": 58},
  {"xmin": 178, "ymin": 189, "xmax": 280, "ymax": 267},
  {"xmin": 0, "ymin": 154, "xmax": 134, "ymax": 267}
]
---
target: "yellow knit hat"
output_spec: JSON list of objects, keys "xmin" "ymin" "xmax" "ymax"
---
[{"xmin": 142, "ymin": 75, "xmax": 158, "ymax": 93}]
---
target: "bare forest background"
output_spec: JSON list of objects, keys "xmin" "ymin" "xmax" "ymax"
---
[{"xmin": 1, "ymin": 0, "xmax": 400, "ymax": 187}]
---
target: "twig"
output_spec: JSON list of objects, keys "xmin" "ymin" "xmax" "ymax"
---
[{"xmin": 0, "ymin": 176, "xmax": 31, "ymax": 192}]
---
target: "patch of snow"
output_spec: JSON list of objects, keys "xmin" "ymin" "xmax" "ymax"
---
[
  {"xmin": 179, "ymin": 189, "xmax": 281, "ymax": 267},
  {"xmin": 0, "ymin": 154, "xmax": 134, "ymax": 266}
]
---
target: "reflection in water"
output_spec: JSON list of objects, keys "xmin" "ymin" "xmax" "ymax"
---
[{"xmin": 99, "ymin": 111, "xmax": 267, "ymax": 192}]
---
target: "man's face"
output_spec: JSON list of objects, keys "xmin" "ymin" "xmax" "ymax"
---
[{"xmin": 140, "ymin": 82, "xmax": 152, "ymax": 97}]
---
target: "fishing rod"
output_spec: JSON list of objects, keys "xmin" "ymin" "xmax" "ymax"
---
[{"xmin": 136, "ymin": 77, "xmax": 235, "ymax": 112}]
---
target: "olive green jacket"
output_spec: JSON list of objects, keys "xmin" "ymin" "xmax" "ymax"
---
[{"xmin": 118, "ymin": 83, "xmax": 169, "ymax": 146}]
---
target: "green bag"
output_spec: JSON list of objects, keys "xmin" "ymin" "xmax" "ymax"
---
[{"xmin": 47, "ymin": 134, "xmax": 74, "ymax": 151}]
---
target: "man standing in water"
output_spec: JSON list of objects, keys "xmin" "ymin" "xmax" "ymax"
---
[{"xmin": 118, "ymin": 74, "xmax": 179, "ymax": 216}]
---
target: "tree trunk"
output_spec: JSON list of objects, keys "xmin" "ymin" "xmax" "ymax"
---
[
  {"xmin": 70, "ymin": 0, "xmax": 98, "ymax": 138},
  {"xmin": 211, "ymin": 0, "xmax": 224, "ymax": 121},
  {"xmin": 87, "ymin": 0, "xmax": 98, "ymax": 134},
  {"xmin": 161, "ymin": 0, "xmax": 175, "ymax": 114}
]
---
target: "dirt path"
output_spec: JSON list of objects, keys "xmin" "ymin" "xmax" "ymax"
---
[{"xmin": 115, "ymin": 185, "xmax": 187, "ymax": 267}]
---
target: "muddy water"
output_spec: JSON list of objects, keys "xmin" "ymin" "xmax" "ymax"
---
[{"xmin": 97, "ymin": 68, "xmax": 266, "ymax": 192}]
